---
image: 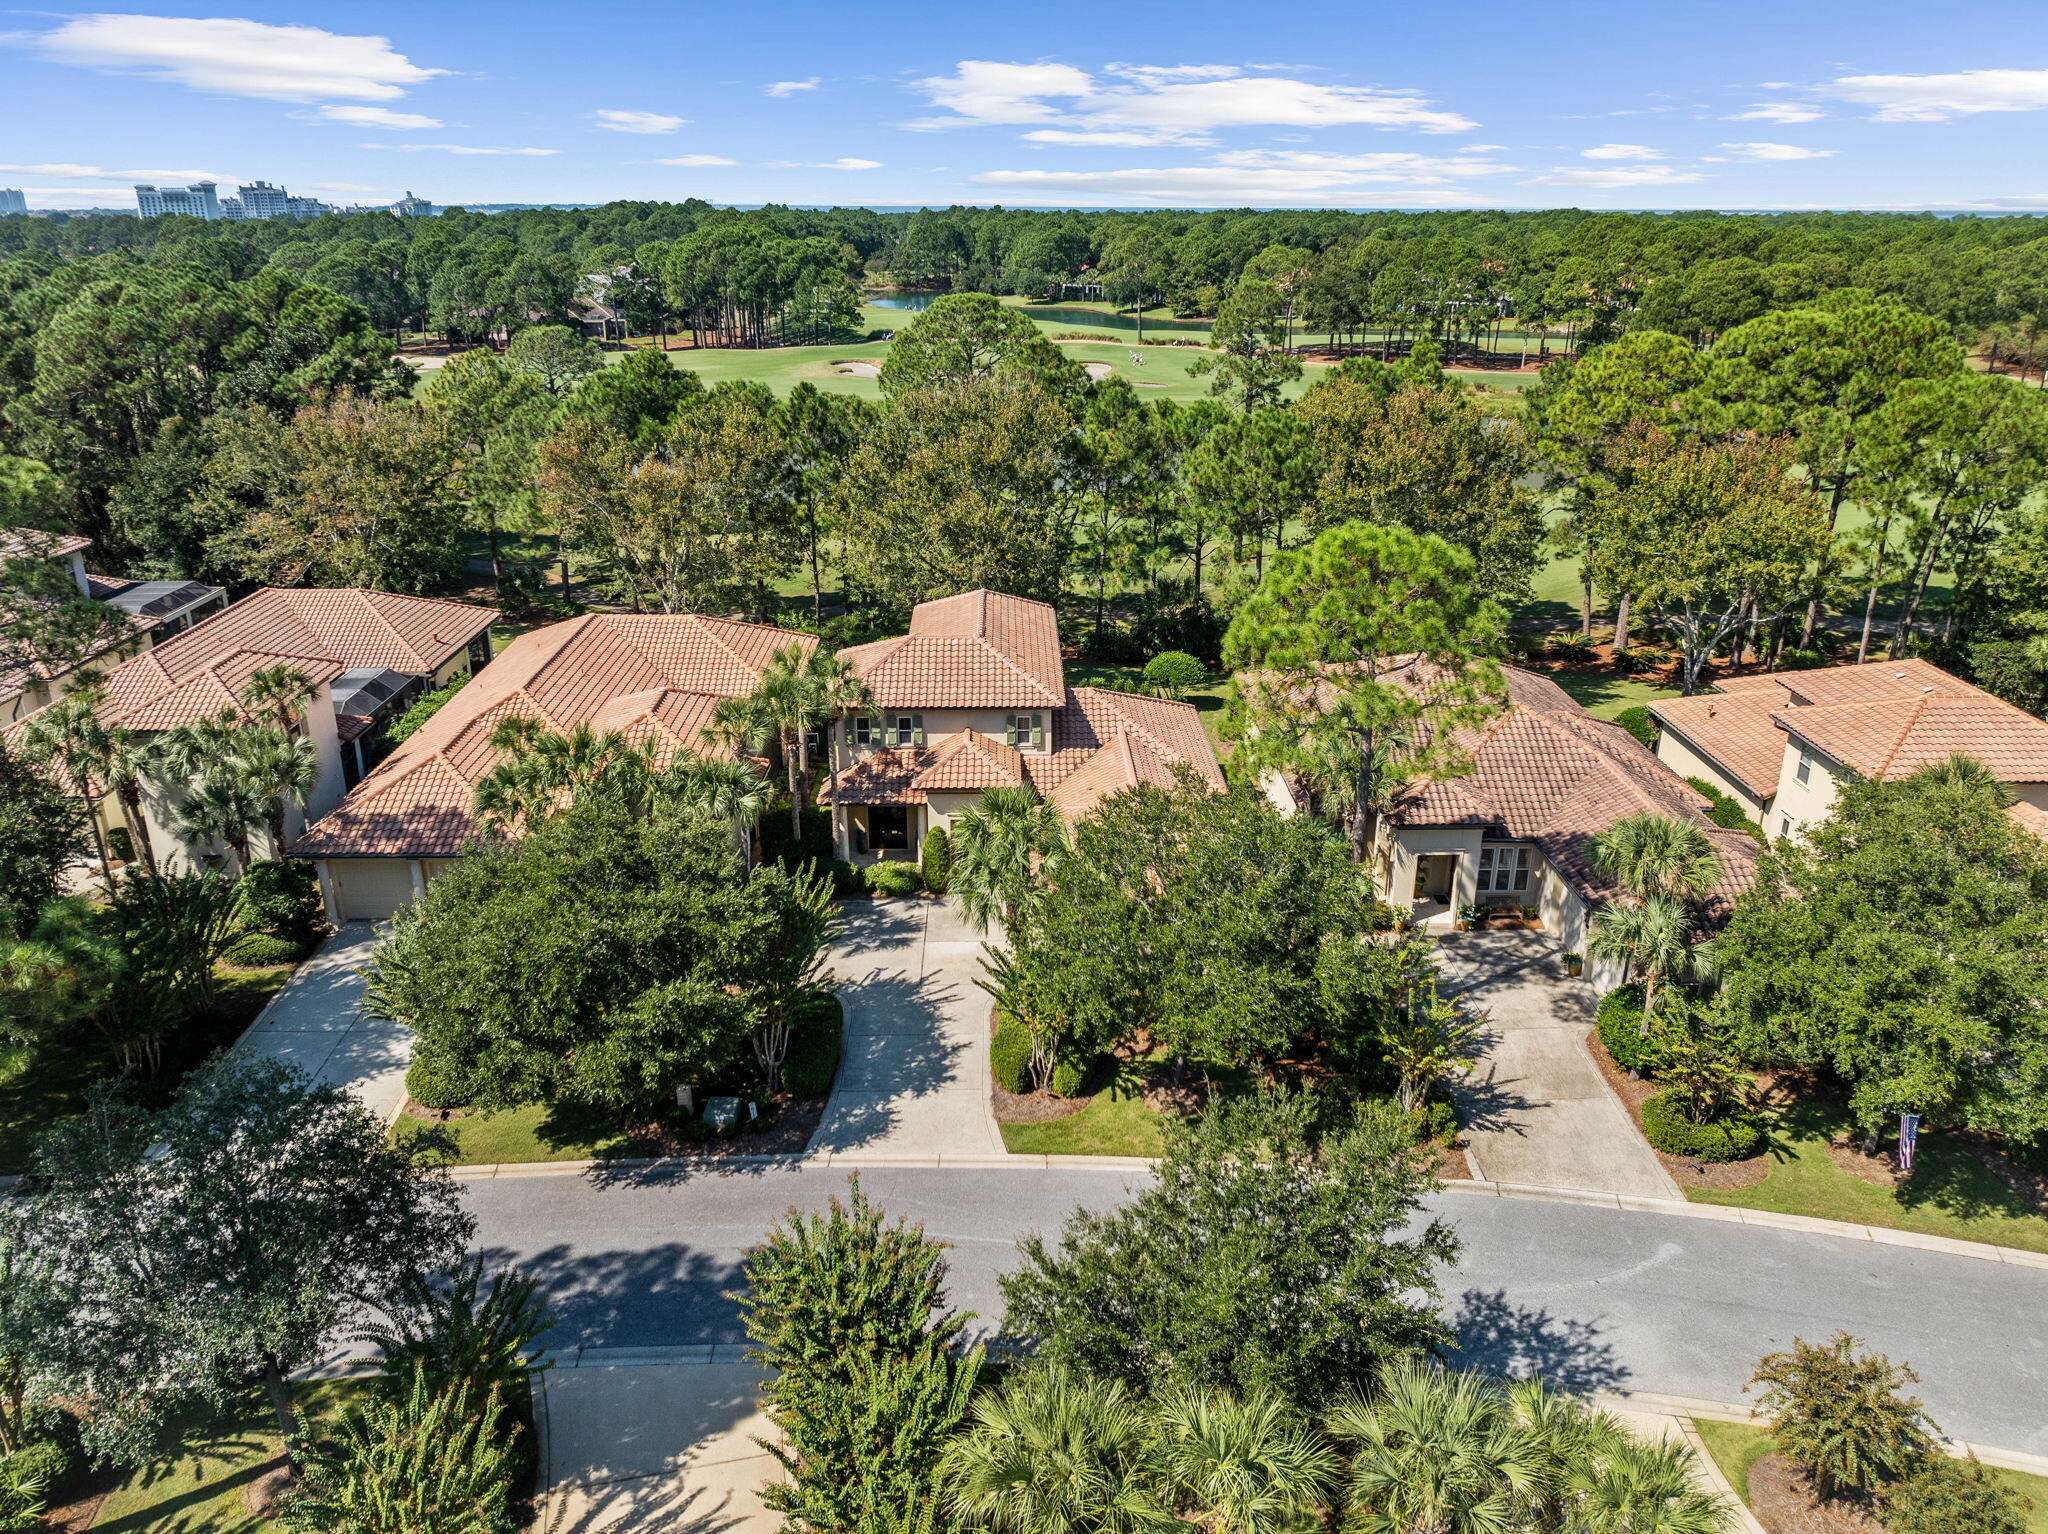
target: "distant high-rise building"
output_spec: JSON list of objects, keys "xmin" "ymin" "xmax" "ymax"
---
[
  {"xmin": 0, "ymin": 190, "xmax": 26, "ymax": 216},
  {"xmin": 392, "ymin": 190, "xmax": 436, "ymax": 218},
  {"xmin": 235, "ymin": 180, "xmax": 291, "ymax": 219},
  {"xmin": 133, "ymin": 181, "xmax": 220, "ymax": 219}
]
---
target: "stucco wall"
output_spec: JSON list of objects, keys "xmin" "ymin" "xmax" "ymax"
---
[
  {"xmin": 1655, "ymin": 726, "xmax": 1772, "ymax": 823},
  {"xmin": 1768, "ymin": 735, "xmax": 1848, "ymax": 841}
]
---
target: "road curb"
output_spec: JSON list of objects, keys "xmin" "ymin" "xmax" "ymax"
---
[{"xmin": 445, "ymin": 1151, "xmax": 1161, "ymax": 1179}]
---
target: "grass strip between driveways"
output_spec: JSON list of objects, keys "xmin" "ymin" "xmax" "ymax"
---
[{"xmin": 1692, "ymin": 1419, "xmax": 2048, "ymax": 1534}]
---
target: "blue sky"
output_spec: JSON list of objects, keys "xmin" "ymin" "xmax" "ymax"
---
[{"xmin": 3, "ymin": 2, "xmax": 2046, "ymax": 212}]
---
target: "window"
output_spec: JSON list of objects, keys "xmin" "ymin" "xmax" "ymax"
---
[
  {"xmin": 888, "ymin": 714, "xmax": 924, "ymax": 747},
  {"xmin": 864, "ymin": 805, "xmax": 910, "ymax": 850},
  {"xmin": 467, "ymin": 633, "xmax": 492, "ymax": 673},
  {"xmin": 1778, "ymin": 815, "xmax": 1793, "ymax": 838},
  {"xmin": 1005, "ymin": 713, "xmax": 1043, "ymax": 750},
  {"xmin": 1477, "ymin": 844, "xmax": 1532, "ymax": 894},
  {"xmin": 1795, "ymin": 749, "xmax": 1813, "ymax": 785},
  {"xmin": 849, "ymin": 715, "xmax": 877, "ymax": 749}
]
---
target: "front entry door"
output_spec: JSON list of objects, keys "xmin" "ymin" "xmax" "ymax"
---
[
  {"xmin": 866, "ymin": 805, "xmax": 910, "ymax": 852},
  {"xmin": 1421, "ymin": 854, "xmax": 1455, "ymax": 902}
]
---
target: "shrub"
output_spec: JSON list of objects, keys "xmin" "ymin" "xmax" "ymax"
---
[
  {"xmin": 1878, "ymin": 1454, "xmax": 2031, "ymax": 1534},
  {"xmin": 1613, "ymin": 706, "xmax": 1658, "ymax": 749},
  {"xmin": 1142, "ymin": 650, "xmax": 1207, "ymax": 698},
  {"xmin": 0, "ymin": 1444, "xmax": 49, "ymax": 1532},
  {"xmin": 1777, "ymin": 647, "xmax": 1827, "ymax": 671},
  {"xmin": 1407, "ymin": 1093, "xmax": 1458, "ymax": 1147},
  {"xmin": 762, "ymin": 804, "xmax": 834, "ymax": 871},
  {"xmin": 1640, "ymin": 1088, "xmax": 1761, "ymax": 1161},
  {"xmin": 864, "ymin": 861, "xmax": 923, "ymax": 897},
  {"xmin": 1049, "ymin": 1056, "xmax": 1087, "ymax": 1099},
  {"xmin": 1596, "ymin": 984, "xmax": 1662, "ymax": 1073},
  {"xmin": 384, "ymin": 678, "xmax": 467, "ymax": 747},
  {"xmin": 235, "ymin": 858, "xmax": 326, "ymax": 943},
  {"xmin": 990, "ymin": 1014, "xmax": 1032, "ymax": 1095},
  {"xmin": 781, "ymin": 992, "xmax": 843, "ymax": 1099},
  {"xmin": 221, "ymin": 931, "xmax": 309, "ymax": 968},
  {"xmin": 1970, "ymin": 638, "xmax": 2048, "ymax": 717},
  {"xmin": 826, "ymin": 859, "xmax": 863, "ymax": 897},
  {"xmin": 919, "ymin": 828, "xmax": 951, "ymax": 895},
  {"xmin": 1548, "ymin": 638, "xmax": 1594, "ymax": 664},
  {"xmin": 287, "ymin": 1372, "xmax": 518, "ymax": 1534},
  {"xmin": 405, "ymin": 1056, "xmax": 469, "ymax": 1112},
  {"xmin": 3, "ymin": 1439, "xmax": 68, "ymax": 1498},
  {"xmin": 1686, "ymin": 777, "xmax": 1764, "ymax": 841},
  {"xmin": 1751, "ymin": 1332, "xmax": 1937, "ymax": 1497}
]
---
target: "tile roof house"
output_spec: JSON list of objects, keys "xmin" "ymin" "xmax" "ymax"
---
[
  {"xmin": 1, "ymin": 527, "xmax": 226, "ymax": 725},
  {"xmin": 823, "ymin": 590, "xmax": 1224, "ymax": 859},
  {"xmin": 13, "ymin": 586, "xmax": 495, "ymax": 878},
  {"xmin": 1646, "ymin": 659, "xmax": 2048, "ymax": 843},
  {"xmin": 292, "ymin": 613, "xmax": 813, "ymax": 920}
]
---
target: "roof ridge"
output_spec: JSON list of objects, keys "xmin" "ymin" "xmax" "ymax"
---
[
  {"xmin": 355, "ymin": 590, "xmax": 427, "ymax": 668},
  {"xmin": 1066, "ymin": 686, "xmax": 1187, "ymax": 760}
]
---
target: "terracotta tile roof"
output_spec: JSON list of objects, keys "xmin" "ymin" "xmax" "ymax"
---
[
  {"xmin": 915, "ymin": 729, "xmax": 1026, "ymax": 791},
  {"xmin": 0, "ymin": 528, "xmax": 91, "ymax": 561},
  {"xmin": 1387, "ymin": 662, "xmax": 1758, "ymax": 920},
  {"xmin": 2010, "ymin": 801, "xmax": 2048, "ymax": 842},
  {"xmin": 838, "ymin": 589, "xmax": 1064, "ymax": 709},
  {"xmin": 1041, "ymin": 728, "xmax": 1189, "ymax": 821},
  {"xmin": 832, "ymin": 745, "xmax": 930, "ymax": 805},
  {"xmin": 1647, "ymin": 689, "xmax": 1788, "ymax": 798},
  {"xmin": 291, "ymin": 614, "xmax": 813, "ymax": 859},
  {"xmin": 94, "ymin": 588, "xmax": 495, "ymax": 733},
  {"xmin": 1781, "ymin": 691, "xmax": 2048, "ymax": 783},
  {"xmin": 335, "ymin": 713, "xmax": 376, "ymax": 744}
]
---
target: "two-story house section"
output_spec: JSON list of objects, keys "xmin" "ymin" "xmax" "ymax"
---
[{"xmin": 824, "ymin": 590, "xmax": 1225, "ymax": 859}]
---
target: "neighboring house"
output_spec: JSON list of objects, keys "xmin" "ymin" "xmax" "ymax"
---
[
  {"xmin": 16, "ymin": 587, "xmax": 495, "ymax": 875},
  {"xmin": 1647, "ymin": 658, "xmax": 2048, "ymax": 843},
  {"xmin": 1, "ymin": 527, "xmax": 225, "ymax": 725},
  {"xmin": 291, "ymin": 612, "xmax": 814, "ymax": 920},
  {"xmin": 1261, "ymin": 663, "xmax": 1759, "ymax": 981},
  {"xmin": 824, "ymin": 590, "xmax": 1225, "ymax": 859}
]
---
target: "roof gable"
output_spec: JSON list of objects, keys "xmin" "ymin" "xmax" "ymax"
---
[{"xmin": 840, "ymin": 589, "xmax": 1064, "ymax": 709}]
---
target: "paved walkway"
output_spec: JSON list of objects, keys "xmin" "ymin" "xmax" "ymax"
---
[
  {"xmin": 1437, "ymin": 931, "xmax": 1680, "ymax": 1201},
  {"xmin": 808, "ymin": 897, "xmax": 1006, "ymax": 1159},
  {"xmin": 234, "ymin": 922, "xmax": 412, "ymax": 1125},
  {"xmin": 536, "ymin": 1359, "xmax": 778, "ymax": 1533}
]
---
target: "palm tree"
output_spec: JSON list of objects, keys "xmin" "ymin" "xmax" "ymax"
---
[
  {"xmin": 470, "ymin": 717, "xmax": 647, "ymax": 836},
  {"xmin": 1499, "ymin": 1377, "xmax": 1630, "ymax": 1533},
  {"xmin": 171, "ymin": 772, "xmax": 267, "ymax": 871},
  {"xmin": 743, "ymin": 642, "xmax": 876, "ymax": 841},
  {"xmin": 1379, "ymin": 983, "xmax": 1482, "ymax": 1114},
  {"xmin": 19, "ymin": 688, "xmax": 116, "ymax": 891},
  {"xmin": 941, "ymin": 1365, "xmax": 1169, "ymax": 1534},
  {"xmin": 948, "ymin": 785, "xmax": 1070, "ymax": 934},
  {"xmin": 1587, "ymin": 896, "xmax": 1697, "ymax": 1031},
  {"xmin": 1325, "ymin": 1363, "xmax": 1537, "ymax": 1534},
  {"xmin": 1564, "ymin": 1437, "xmax": 1732, "ymax": 1534},
  {"xmin": 1590, "ymin": 813, "xmax": 1720, "ymax": 905},
  {"xmin": 238, "ymin": 664, "xmax": 318, "ymax": 738},
  {"xmin": 101, "ymin": 729, "xmax": 161, "ymax": 876},
  {"xmin": 1150, "ymin": 1386, "xmax": 1336, "ymax": 1533},
  {"xmin": 660, "ymin": 751, "xmax": 771, "ymax": 869},
  {"xmin": 229, "ymin": 727, "xmax": 319, "ymax": 854}
]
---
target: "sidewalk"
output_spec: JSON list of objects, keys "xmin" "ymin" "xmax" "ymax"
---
[
  {"xmin": 808, "ymin": 897, "xmax": 1006, "ymax": 1159},
  {"xmin": 234, "ymin": 922, "xmax": 412, "ymax": 1125}
]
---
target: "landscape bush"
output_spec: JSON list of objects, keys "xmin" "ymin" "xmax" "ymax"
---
[
  {"xmin": 234, "ymin": 858, "xmax": 326, "ymax": 943},
  {"xmin": 1613, "ymin": 706, "xmax": 1658, "ymax": 749},
  {"xmin": 825, "ymin": 859, "xmax": 863, "ymax": 897},
  {"xmin": 781, "ymin": 992, "xmax": 843, "ymax": 1099},
  {"xmin": 1049, "ymin": 1055, "xmax": 1087, "ymax": 1099},
  {"xmin": 1686, "ymin": 777, "xmax": 1765, "ymax": 841},
  {"xmin": 1596, "ymin": 984, "xmax": 1663, "ymax": 1073},
  {"xmin": 919, "ymin": 827, "xmax": 951, "ymax": 895},
  {"xmin": 1777, "ymin": 647, "xmax": 1827, "ymax": 671},
  {"xmin": 405, "ymin": 1056, "xmax": 469, "ymax": 1112},
  {"xmin": 1640, "ymin": 1087, "xmax": 1762, "ymax": 1161},
  {"xmin": 990, "ymin": 1014, "xmax": 1032, "ymax": 1095},
  {"xmin": 762, "ymin": 804, "xmax": 834, "ymax": 871},
  {"xmin": 383, "ymin": 677, "xmax": 467, "ymax": 747},
  {"xmin": 863, "ymin": 861, "xmax": 922, "ymax": 897},
  {"xmin": 1141, "ymin": 650, "xmax": 1206, "ymax": 697},
  {"xmin": 221, "ymin": 931, "xmax": 308, "ymax": 968},
  {"xmin": 1407, "ymin": 1092, "xmax": 1458, "ymax": 1147},
  {"xmin": 1877, "ymin": 1454, "xmax": 2031, "ymax": 1534}
]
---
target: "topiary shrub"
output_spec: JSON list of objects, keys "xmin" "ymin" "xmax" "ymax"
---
[
  {"xmin": 235, "ymin": 858, "xmax": 326, "ymax": 943},
  {"xmin": 405, "ymin": 1056, "xmax": 469, "ymax": 1112},
  {"xmin": 781, "ymin": 992, "xmax": 842, "ymax": 1099},
  {"xmin": 1613, "ymin": 706, "xmax": 1658, "ymax": 749},
  {"xmin": 1596, "ymin": 984, "xmax": 1663, "ymax": 1073},
  {"xmin": 1640, "ymin": 1087, "xmax": 1762, "ymax": 1161},
  {"xmin": 863, "ymin": 861, "xmax": 922, "ymax": 897},
  {"xmin": 990, "ymin": 1014, "xmax": 1031, "ymax": 1095},
  {"xmin": 919, "ymin": 827, "xmax": 951, "ymax": 895},
  {"xmin": 1142, "ymin": 650, "xmax": 1207, "ymax": 698},
  {"xmin": 221, "ymin": 931, "xmax": 310, "ymax": 968},
  {"xmin": 1878, "ymin": 1454, "xmax": 2031, "ymax": 1534},
  {"xmin": 1049, "ymin": 1055, "xmax": 1088, "ymax": 1099}
]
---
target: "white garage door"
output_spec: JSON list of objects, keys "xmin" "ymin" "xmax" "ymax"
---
[{"xmin": 330, "ymin": 859, "xmax": 418, "ymax": 922}]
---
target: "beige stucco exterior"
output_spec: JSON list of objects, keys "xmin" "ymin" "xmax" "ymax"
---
[{"xmin": 1654, "ymin": 726, "xmax": 1769, "ymax": 825}]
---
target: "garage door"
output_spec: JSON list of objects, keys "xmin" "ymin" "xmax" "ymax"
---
[{"xmin": 330, "ymin": 859, "xmax": 418, "ymax": 922}]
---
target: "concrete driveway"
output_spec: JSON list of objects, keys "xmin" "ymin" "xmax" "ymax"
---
[
  {"xmin": 1437, "ymin": 931, "xmax": 1679, "ymax": 1201},
  {"xmin": 808, "ymin": 897, "xmax": 1006, "ymax": 1159},
  {"xmin": 235, "ymin": 922, "xmax": 412, "ymax": 1125}
]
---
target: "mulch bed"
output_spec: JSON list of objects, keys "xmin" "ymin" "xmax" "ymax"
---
[
  {"xmin": 1585, "ymin": 1027, "xmax": 1774, "ymax": 1192},
  {"xmin": 1747, "ymin": 1454, "xmax": 1884, "ymax": 1534},
  {"xmin": 992, "ymin": 1081, "xmax": 1091, "ymax": 1125},
  {"xmin": 41, "ymin": 1464, "xmax": 117, "ymax": 1533}
]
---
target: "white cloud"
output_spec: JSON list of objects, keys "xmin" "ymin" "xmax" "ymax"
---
[
  {"xmin": 1213, "ymin": 149, "xmax": 1517, "ymax": 178},
  {"xmin": 1727, "ymin": 102, "xmax": 1824, "ymax": 124},
  {"xmin": 1520, "ymin": 165, "xmax": 1708, "ymax": 187},
  {"xmin": 768, "ymin": 157, "xmax": 885, "ymax": 169},
  {"xmin": 318, "ymin": 105, "xmax": 441, "ymax": 129},
  {"xmin": 1719, "ymin": 140, "xmax": 1836, "ymax": 160},
  {"xmin": 593, "ymin": 109, "xmax": 686, "ymax": 134},
  {"xmin": 1022, "ymin": 128, "xmax": 1208, "ymax": 146},
  {"xmin": 655, "ymin": 154, "xmax": 738, "ymax": 167},
  {"xmin": 1580, "ymin": 143, "xmax": 1663, "ymax": 159},
  {"xmin": 763, "ymin": 77, "xmax": 820, "ymax": 97},
  {"xmin": 0, "ymin": 161, "xmax": 226, "ymax": 180},
  {"xmin": 1459, "ymin": 143, "xmax": 1508, "ymax": 152},
  {"xmin": 908, "ymin": 59, "xmax": 1476, "ymax": 135},
  {"xmin": 26, "ymin": 14, "xmax": 442, "ymax": 101},
  {"xmin": 970, "ymin": 164, "xmax": 1502, "ymax": 204},
  {"xmin": 372, "ymin": 143, "xmax": 557, "ymax": 156},
  {"xmin": 1821, "ymin": 67, "xmax": 2048, "ymax": 121}
]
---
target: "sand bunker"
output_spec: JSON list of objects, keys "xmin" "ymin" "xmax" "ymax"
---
[
  {"xmin": 1082, "ymin": 361, "xmax": 1114, "ymax": 380},
  {"xmin": 833, "ymin": 360, "xmax": 881, "ymax": 377}
]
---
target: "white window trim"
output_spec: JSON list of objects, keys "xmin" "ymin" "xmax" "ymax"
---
[
  {"xmin": 1795, "ymin": 749, "xmax": 1813, "ymax": 785},
  {"xmin": 1477, "ymin": 843, "xmax": 1533, "ymax": 894}
]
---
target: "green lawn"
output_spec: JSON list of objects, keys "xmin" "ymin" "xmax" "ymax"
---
[
  {"xmin": 1062, "ymin": 661, "xmax": 1233, "ymax": 742},
  {"xmin": 1546, "ymin": 670, "xmax": 1683, "ymax": 721},
  {"xmin": 1693, "ymin": 1419, "xmax": 2048, "ymax": 1533},
  {"xmin": 89, "ymin": 1380, "xmax": 367, "ymax": 1534},
  {"xmin": 1689, "ymin": 1098, "xmax": 2048, "ymax": 1255},
  {"xmin": 999, "ymin": 1052, "xmax": 1251, "ymax": 1158},
  {"xmin": 391, "ymin": 1099, "xmax": 639, "ymax": 1165}
]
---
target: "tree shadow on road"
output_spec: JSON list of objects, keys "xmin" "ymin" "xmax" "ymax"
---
[{"xmin": 1449, "ymin": 1287, "xmax": 1629, "ymax": 1395}]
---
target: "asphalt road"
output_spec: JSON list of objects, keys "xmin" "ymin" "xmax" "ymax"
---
[{"xmin": 465, "ymin": 1164, "xmax": 2048, "ymax": 1453}]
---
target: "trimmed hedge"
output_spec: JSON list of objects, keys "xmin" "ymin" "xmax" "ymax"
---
[
  {"xmin": 1596, "ymin": 984, "xmax": 1663, "ymax": 1074},
  {"xmin": 236, "ymin": 858, "xmax": 326, "ymax": 943},
  {"xmin": 781, "ymin": 992, "xmax": 843, "ymax": 1099},
  {"xmin": 405, "ymin": 1057, "xmax": 468, "ymax": 1111},
  {"xmin": 864, "ymin": 861, "xmax": 922, "ymax": 897},
  {"xmin": 991, "ymin": 1014, "xmax": 1031, "ymax": 1095},
  {"xmin": 1640, "ymin": 1087, "xmax": 1762, "ymax": 1162},
  {"xmin": 920, "ymin": 827, "xmax": 951, "ymax": 895},
  {"xmin": 222, "ymin": 931, "xmax": 309, "ymax": 968},
  {"xmin": 1050, "ymin": 1056, "xmax": 1086, "ymax": 1099},
  {"xmin": 1142, "ymin": 650, "xmax": 1206, "ymax": 695},
  {"xmin": 1613, "ymin": 706, "xmax": 1658, "ymax": 749}
]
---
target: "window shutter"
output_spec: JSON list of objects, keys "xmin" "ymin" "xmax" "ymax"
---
[
  {"xmin": 912, "ymin": 715, "xmax": 926, "ymax": 746},
  {"xmin": 1030, "ymin": 714, "xmax": 1043, "ymax": 749}
]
